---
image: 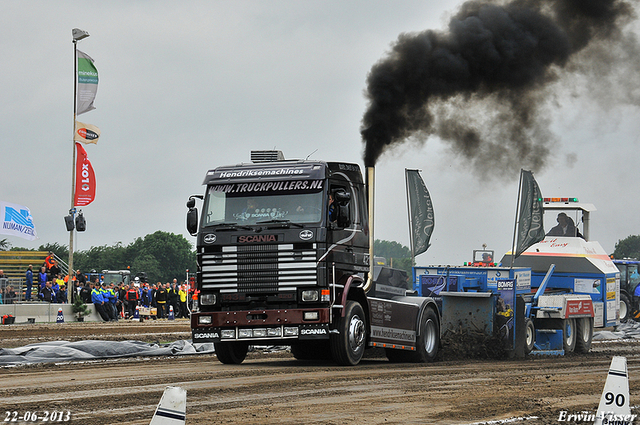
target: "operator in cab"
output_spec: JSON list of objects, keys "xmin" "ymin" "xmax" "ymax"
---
[{"xmin": 546, "ymin": 212, "xmax": 584, "ymax": 239}]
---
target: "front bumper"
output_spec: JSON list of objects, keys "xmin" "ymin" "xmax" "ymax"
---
[{"xmin": 191, "ymin": 308, "xmax": 331, "ymax": 343}]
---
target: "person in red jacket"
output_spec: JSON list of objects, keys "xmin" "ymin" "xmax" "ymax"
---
[{"xmin": 125, "ymin": 284, "xmax": 139, "ymax": 318}]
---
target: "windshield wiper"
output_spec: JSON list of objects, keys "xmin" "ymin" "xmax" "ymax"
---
[
  {"xmin": 256, "ymin": 219, "xmax": 304, "ymax": 228},
  {"xmin": 213, "ymin": 222, "xmax": 254, "ymax": 231}
]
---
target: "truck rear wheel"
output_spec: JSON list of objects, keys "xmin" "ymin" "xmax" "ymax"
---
[
  {"xmin": 385, "ymin": 307, "xmax": 439, "ymax": 363},
  {"xmin": 331, "ymin": 300, "xmax": 366, "ymax": 366},
  {"xmin": 415, "ymin": 307, "xmax": 439, "ymax": 362},
  {"xmin": 575, "ymin": 317, "xmax": 594, "ymax": 353},
  {"xmin": 214, "ymin": 342, "xmax": 249, "ymax": 364}
]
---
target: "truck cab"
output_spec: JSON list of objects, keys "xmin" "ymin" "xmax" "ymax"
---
[{"xmin": 186, "ymin": 151, "xmax": 440, "ymax": 365}]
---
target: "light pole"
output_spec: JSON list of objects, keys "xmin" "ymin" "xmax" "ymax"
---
[{"xmin": 68, "ymin": 28, "xmax": 90, "ymax": 302}]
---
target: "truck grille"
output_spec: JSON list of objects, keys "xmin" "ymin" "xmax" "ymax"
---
[{"xmin": 201, "ymin": 244, "xmax": 318, "ymax": 293}]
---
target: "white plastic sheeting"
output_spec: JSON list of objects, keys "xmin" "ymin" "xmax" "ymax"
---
[
  {"xmin": 593, "ymin": 321, "xmax": 640, "ymax": 341},
  {"xmin": 0, "ymin": 340, "xmax": 214, "ymax": 366}
]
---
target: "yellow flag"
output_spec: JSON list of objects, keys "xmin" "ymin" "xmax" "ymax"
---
[{"xmin": 74, "ymin": 121, "xmax": 100, "ymax": 144}]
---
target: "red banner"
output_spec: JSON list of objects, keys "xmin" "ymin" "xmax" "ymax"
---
[{"xmin": 74, "ymin": 142, "xmax": 96, "ymax": 206}]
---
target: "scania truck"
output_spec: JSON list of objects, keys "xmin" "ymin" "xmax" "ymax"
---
[{"xmin": 187, "ymin": 151, "xmax": 440, "ymax": 365}]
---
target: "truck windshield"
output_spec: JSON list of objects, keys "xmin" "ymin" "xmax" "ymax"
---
[{"xmin": 203, "ymin": 186, "xmax": 324, "ymax": 227}]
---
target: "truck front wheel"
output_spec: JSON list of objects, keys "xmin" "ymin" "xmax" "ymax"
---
[
  {"xmin": 214, "ymin": 342, "xmax": 249, "ymax": 364},
  {"xmin": 331, "ymin": 300, "xmax": 366, "ymax": 366}
]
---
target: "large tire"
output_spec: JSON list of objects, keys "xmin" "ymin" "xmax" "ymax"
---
[
  {"xmin": 620, "ymin": 293, "xmax": 631, "ymax": 323},
  {"xmin": 561, "ymin": 318, "xmax": 577, "ymax": 353},
  {"xmin": 524, "ymin": 318, "xmax": 535, "ymax": 354},
  {"xmin": 575, "ymin": 317, "xmax": 594, "ymax": 353},
  {"xmin": 385, "ymin": 307, "xmax": 439, "ymax": 363},
  {"xmin": 214, "ymin": 341, "xmax": 249, "ymax": 364},
  {"xmin": 414, "ymin": 307, "xmax": 439, "ymax": 362},
  {"xmin": 331, "ymin": 300, "xmax": 366, "ymax": 366},
  {"xmin": 291, "ymin": 341, "xmax": 331, "ymax": 361}
]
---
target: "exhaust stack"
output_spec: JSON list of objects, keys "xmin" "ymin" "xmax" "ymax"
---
[{"xmin": 364, "ymin": 166, "xmax": 375, "ymax": 293}]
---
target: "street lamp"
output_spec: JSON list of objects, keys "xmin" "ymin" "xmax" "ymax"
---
[
  {"xmin": 68, "ymin": 28, "xmax": 90, "ymax": 302},
  {"xmin": 72, "ymin": 28, "xmax": 90, "ymax": 42}
]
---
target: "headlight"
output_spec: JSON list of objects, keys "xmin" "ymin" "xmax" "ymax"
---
[
  {"xmin": 198, "ymin": 315, "xmax": 212, "ymax": 325},
  {"xmin": 301, "ymin": 290, "xmax": 318, "ymax": 302},
  {"xmin": 239, "ymin": 329, "xmax": 252, "ymax": 338},
  {"xmin": 221, "ymin": 329, "xmax": 235, "ymax": 339},
  {"xmin": 268, "ymin": 328, "xmax": 282, "ymax": 337},
  {"xmin": 253, "ymin": 328, "xmax": 267, "ymax": 337},
  {"xmin": 200, "ymin": 293, "xmax": 217, "ymax": 305}
]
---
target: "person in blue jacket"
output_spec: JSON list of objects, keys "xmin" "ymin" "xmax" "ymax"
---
[
  {"xmin": 91, "ymin": 282, "xmax": 109, "ymax": 322},
  {"xmin": 100, "ymin": 283, "xmax": 115, "ymax": 321},
  {"xmin": 108, "ymin": 283, "xmax": 119, "ymax": 321},
  {"xmin": 140, "ymin": 285, "xmax": 151, "ymax": 307},
  {"xmin": 25, "ymin": 265, "xmax": 33, "ymax": 301},
  {"xmin": 38, "ymin": 266, "xmax": 47, "ymax": 291}
]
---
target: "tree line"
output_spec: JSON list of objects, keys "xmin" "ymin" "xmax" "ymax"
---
[
  {"xmin": 5, "ymin": 232, "xmax": 638, "ymax": 283},
  {"xmin": 1, "ymin": 231, "xmax": 196, "ymax": 284}
]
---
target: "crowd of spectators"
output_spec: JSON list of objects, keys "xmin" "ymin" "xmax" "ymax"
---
[
  {"xmin": 80, "ymin": 277, "xmax": 191, "ymax": 322},
  {"xmin": 2, "ymin": 252, "xmax": 193, "ymax": 321}
]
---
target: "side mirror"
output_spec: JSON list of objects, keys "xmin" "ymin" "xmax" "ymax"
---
[
  {"xmin": 186, "ymin": 198, "xmax": 196, "ymax": 209},
  {"xmin": 187, "ymin": 208, "xmax": 198, "ymax": 235},
  {"xmin": 334, "ymin": 190, "xmax": 351, "ymax": 206},
  {"xmin": 337, "ymin": 205, "xmax": 350, "ymax": 228}
]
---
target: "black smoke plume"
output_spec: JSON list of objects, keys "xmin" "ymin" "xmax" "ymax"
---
[{"xmin": 361, "ymin": 0, "xmax": 635, "ymax": 174}]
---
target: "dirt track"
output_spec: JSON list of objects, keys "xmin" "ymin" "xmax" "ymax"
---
[{"xmin": 1, "ymin": 321, "xmax": 640, "ymax": 425}]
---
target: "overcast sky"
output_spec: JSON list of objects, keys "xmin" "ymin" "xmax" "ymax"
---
[{"xmin": 2, "ymin": 1, "xmax": 640, "ymax": 266}]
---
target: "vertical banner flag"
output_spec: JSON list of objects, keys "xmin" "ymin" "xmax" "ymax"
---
[
  {"xmin": 77, "ymin": 50, "xmax": 98, "ymax": 115},
  {"xmin": 406, "ymin": 169, "xmax": 435, "ymax": 256},
  {"xmin": 74, "ymin": 121, "xmax": 100, "ymax": 144},
  {"xmin": 0, "ymin": 201, "xmax": 38, "ymax": 241},
  {"xmin": 74, "ymin": 142, "xmax": 96, "ymax": 207},
  {"xmin": 515, "ymin": 170, "xmax": 545, "ymax": 257}
]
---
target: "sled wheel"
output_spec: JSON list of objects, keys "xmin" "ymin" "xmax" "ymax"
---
[
  {"xmin": 575, "ymin": 317, "xmax": 593, "ymax": 353},
  {"xmin": 525, "ymin": 318, "xmax": 535, "ymax": 354},
  {"xmin": 562, "ymin": 318, "xmax": 577, "ymax": 353}
]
